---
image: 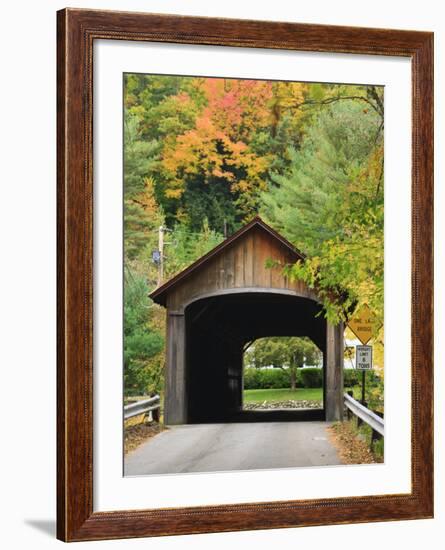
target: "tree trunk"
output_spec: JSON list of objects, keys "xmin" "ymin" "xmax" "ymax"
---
[{"xmin": 290, "ymin": 368, "xmax": 297, "ymax": 391}]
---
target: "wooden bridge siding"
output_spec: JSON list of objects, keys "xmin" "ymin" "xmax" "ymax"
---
[
  {"xmin": 164, "ymin": 313, "xmax": 187, "ymax": 425},
  {"xmin": 233, "ymin": 237, "xmax": 244, "ymax": 288},
  {"xmin": 157, "ymin": 220, "xmax": 344, "ymax": 425},
  {"xmin": 245, "ymin": 231, "xmax": 255, "ymax": 286},
  {"xmin": 162, "ymin": 226, "xmax": 344, "ymax": 424},
  {"xmin": 165, "ymin": 227, "xmax": 318, "ymax": 311}
]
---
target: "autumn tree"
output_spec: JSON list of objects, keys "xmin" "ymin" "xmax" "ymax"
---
[
  {"xmin": 122, "ymin": 74, "xmax": 385, "ymax": 399},
  {"xmin": 161, "ymin": 78, "xmax": 274, "ymax": 231},
  {"xmin": 261, "ymin": 95, "xmax": 384, "ymax": 326}
]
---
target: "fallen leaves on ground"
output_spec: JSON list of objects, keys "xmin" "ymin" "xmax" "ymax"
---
[
  {"xmin": 124, "ymin": 423, "xmax": 165, "ymax": 455},
  {"xmin": 327, "ymin": 420, "xmax": 382, "ymax": 465}
]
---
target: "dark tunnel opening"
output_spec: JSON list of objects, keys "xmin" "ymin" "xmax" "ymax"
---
[{"xmin": 184, "ymin": 292, "xmax": 327, "ymax": 423}]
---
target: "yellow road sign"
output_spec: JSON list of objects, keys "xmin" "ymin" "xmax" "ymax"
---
[{"xmin": 347, "ymin": 304, "xmax": 381, "ymax": 345}]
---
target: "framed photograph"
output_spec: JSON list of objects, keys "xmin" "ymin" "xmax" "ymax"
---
[{"xmin": 57, "ymin": 8, "xmax": 433, "ymax": 542}]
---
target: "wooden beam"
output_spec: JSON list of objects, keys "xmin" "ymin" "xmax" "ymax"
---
[
  {"xmin": 164, "ymin": 313, "xmax": 187, "ymax": 424},
  {"xmin": 325, "ymin": 322, "xmax": 344, "ymax": 421}
]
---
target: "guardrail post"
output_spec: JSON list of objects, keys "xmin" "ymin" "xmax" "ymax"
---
[
  {"xmin": 357, "ymin": 401, "xmax": 367, "ymax": 427},
  {"xmin": 124, "ymin": 395, "xmax": 161, "ymax": 422},
  {"xmin": 346, "ymin": 391, "xmax": 353, "ymax": 420},
  {"xmin": 343, "ymin": 393, "xmax": 384, "ymax": 438},
  {"xmin": 370, "ymin": 410, "xmax": 383, "ymax": 450}
]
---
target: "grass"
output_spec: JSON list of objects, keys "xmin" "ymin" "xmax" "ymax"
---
[
  {"xmin": 243, "ymin": 387, "xmax": 323, "ymax": 402},
  {"xmin": 351, "ymin": 418, "xmax": 384, "ymax": 460}
]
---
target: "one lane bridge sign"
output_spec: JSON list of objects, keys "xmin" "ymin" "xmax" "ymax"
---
[
  {"xmin": 347, "ymin": 304, "xmax": 380, "ymax": 345},
  {"xmin": 355, "ymin": 345, "xmax": 373, "ymax": 370}
]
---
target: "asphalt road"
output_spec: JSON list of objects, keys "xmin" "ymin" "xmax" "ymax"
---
[{"xmin": 124, "ymin": 421, "xmax": 341, "ymax": 476}]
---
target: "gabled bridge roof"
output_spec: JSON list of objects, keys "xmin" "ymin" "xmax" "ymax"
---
[{"xmin": 150, "ymin": 216, "xmax": 305, "ymax": 307}]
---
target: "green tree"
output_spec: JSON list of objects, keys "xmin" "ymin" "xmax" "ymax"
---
[
  {"xmin": 124, "ymin": 113, "xmax": 163, "ymax": 260},
  {"xmin": 122, "ymin": 74, "xmax": 385, "ymax": 401},
  {"xmin": 245, "ymin": 337, "xmax": 322, "ymax": 391},
  {"xmin": 261, "ymin": 97, "xmax": 384, "ymax": 325},
  {"xmin": 123, "ymin": 275, "xmax": 164, "ymax": 395},
  {"xmin": 164, "ymin": 219, "xmax": 224, "ymax": 279}
]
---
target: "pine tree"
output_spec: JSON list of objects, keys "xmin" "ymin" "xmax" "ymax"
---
[
  {"xmin": 261, "ymin": 98, "xmax": 384, "ymax": 325},
  {"xmin": 124, "ymin": 113, "xmax": 163, "ymax": 260}
]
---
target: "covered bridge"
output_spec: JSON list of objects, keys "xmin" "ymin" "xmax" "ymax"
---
[{"xmin": 150, "ymin": 217, "xmax": 344, "ymax": 425}]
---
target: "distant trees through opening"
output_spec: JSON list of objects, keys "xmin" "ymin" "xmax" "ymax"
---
[{"xmin": 242, "ymin": 336, "xmax": 324, "ymax": 411}]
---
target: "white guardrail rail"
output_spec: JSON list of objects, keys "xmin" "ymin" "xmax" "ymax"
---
[
  {"xmin": 344, "ymin": 393, "xmax": 384, "ymax": 436},
  {"xmin": 124, "ymin": 395, "xmax": 160, "ymax": 421}
]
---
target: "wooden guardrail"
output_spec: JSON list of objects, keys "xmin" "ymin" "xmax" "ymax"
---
[
  {"xmin": 124, "ymin": 395, "xmax": 160, "ymax": 422},
  {"xmin": 344, "ymin": 392, "xmax": 384, "ymax": 437}
]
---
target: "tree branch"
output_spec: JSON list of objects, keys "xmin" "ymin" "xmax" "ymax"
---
[{"xmin": 300, "ymin": 96, "xmax": 381, "ymax": 117}]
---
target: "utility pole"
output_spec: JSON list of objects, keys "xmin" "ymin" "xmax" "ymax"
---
[{"xmin": 158, "ymin": 225, "xmax": 164, "ymax": 286}]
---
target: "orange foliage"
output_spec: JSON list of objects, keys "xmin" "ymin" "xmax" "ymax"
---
[{"xmin": 161, "ymin": 78, "xmax": 274, "ymax": 206}]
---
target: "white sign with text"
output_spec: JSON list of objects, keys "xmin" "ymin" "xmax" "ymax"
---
[{"xmin": 356, "ymin": 345, "xmax": 373, "ymax": 370}]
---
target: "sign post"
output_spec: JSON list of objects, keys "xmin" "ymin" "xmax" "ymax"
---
[{"xmin": 347, "ymin": 305, "xmax": 379, "ymax": 406}]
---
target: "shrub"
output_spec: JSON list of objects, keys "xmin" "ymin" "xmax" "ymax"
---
[
  {"xmin": 245, "ymin": 366, "xmax": 380, "ymax": 392},
  {"xmin": 244, "ymin": 367, "xmax": 291, "ymax": 389},
  {"xmin": 343, "ymin": 369, "xmax": 360, "ymax": 387},
  {"xmin": 244, "ymin": 367, "xmax": 324, "ymax": 389},
  {"xmin": 243, "ymin": 368, "xmax": 261, "ymax": 389},
  {"xmin": 300, "ymin": 367, "xmax": 323, "ymax": 388},
  {"xmin": 343, "ymin": 368, "xmax": 381, "ymax": 388}
]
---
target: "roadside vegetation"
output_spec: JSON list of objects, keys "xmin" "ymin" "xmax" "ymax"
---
[
  {"xmin": 123, "ymin": 76, "xmax": 384, "ymax": 402},
  {"xmin": 329, "ymin": 418, "xmax": 383, "ymax": 464},
  {"xmin": 124, "ymin": 422, "xmax": 165, "ymax": 455}
]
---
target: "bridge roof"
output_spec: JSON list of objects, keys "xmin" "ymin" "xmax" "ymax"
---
[{"xmin": 149, "ymin": 217, "xmax": 305, "ymax": 307}]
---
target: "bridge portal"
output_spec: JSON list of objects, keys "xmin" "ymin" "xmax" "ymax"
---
[{"xmin": 150, "ymin": 217, "xmax": 344, "ymax": 425}]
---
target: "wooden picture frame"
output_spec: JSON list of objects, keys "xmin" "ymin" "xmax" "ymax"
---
[{"xmin": 57, "ymin": 8, "xmax": 433, "ymax": 542}]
